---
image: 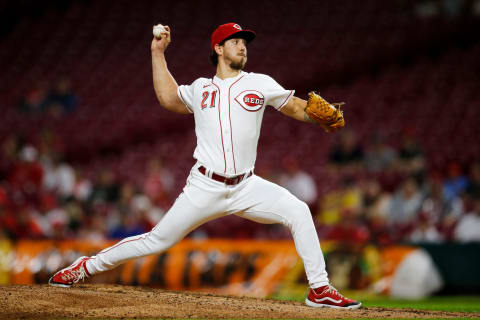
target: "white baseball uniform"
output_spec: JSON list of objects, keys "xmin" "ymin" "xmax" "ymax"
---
[{"xmin": 85, "ymin": 71, "xmax": 330, "ymax": 289}]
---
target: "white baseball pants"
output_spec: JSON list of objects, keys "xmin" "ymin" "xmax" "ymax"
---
[{"xmin": 86, "ymin": 163, "xmax": 329, "ymax": 288}]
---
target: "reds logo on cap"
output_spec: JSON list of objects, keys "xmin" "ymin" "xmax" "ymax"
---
[
  {"xmin": 211, "ymin": 23, "xmax": 256, "ymax": 49},
  {"xmin": 235, "ymin": 90, "xmax": 265, "ymax": 112}
]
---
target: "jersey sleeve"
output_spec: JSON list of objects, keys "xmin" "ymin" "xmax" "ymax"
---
[
  {"xmin": 262, "ymin": 75, "xmax": 295, "ymax": 111},
  {"xmin": 177, "ymin": 83, "xmax": 195, "ymax": 113}
]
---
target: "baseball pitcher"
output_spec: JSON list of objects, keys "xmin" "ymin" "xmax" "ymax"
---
[{"xmin": 49, "ymin": 22, "xmax": 360, "ymax": 309}]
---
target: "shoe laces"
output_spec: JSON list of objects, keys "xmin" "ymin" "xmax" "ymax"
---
[
  {"xmin": 323, "ymin": 284, "xmax": 345, "ymax": 299},
  {"xmin": 61, "ymin": 263, "xmax": 88, "ymax": 283}
]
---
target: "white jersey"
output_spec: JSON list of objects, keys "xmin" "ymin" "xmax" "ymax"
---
[{"xmin": 178, "ymin": 71, "xmax": 294, "ymax": 176}]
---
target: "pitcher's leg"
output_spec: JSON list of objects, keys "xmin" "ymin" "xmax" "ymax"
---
[
  {"xmin": 86, "ymin": 191, "xmax": 225, "ymax": 274},
  {"xmin": 233, "ymin": 176, "xmax": 329, "ymax": 288}
]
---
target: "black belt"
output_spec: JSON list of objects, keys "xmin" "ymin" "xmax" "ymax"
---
[{"xmin": 198, "ymin": 166, "xmax": 252, "ymax": 185}]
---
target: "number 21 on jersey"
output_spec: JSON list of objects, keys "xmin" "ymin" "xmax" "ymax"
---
[{"xmin": 201, "ymin": 91, "xmax": 217, "ymax": 109}]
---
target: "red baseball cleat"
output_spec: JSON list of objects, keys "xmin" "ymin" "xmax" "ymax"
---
[
  {"xmin": 305, "ymin": 285, "xmax": 361, "ymax": 309},
  {"xmin": 48, "ymin": 256, "xmax": 91, "ymax": 288}
]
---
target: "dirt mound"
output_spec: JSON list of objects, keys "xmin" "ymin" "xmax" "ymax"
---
[{"xmin": 0, "ymin": 284, "xmax": 477, "ymax": 319}]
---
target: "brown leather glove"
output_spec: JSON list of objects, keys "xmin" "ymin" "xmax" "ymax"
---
[{"xmin": 305, "ymin": 92, "xmax": 345, "ymax": 132}]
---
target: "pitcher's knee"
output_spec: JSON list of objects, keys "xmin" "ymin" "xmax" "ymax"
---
[
  {"xmin": 290, "ymin": 200, "xmax": 314, "ymax": 226},
  {"xmin": 278, "ymin": 198, "xmax": 310, "ymax": 222},
  {"xmin": 299, "ymin": 201, "xmax": 311, "ymax": 214},
  {"xmin": 147, "ymin": 230, "xmax": 179, "ymax": 253}
]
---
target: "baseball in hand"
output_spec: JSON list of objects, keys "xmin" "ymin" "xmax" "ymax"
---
[{"xmin": 153, "ymin": 24, "xmax": 167, "ymax": 38}]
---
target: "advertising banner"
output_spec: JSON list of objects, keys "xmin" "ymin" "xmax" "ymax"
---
[
  {"xmin": 8, "ymin": 239, "xmax": 462, "ymax": 297},
  {"xmin": 10, "ymin": 239, "xmax": 301, "ymax": 297}
]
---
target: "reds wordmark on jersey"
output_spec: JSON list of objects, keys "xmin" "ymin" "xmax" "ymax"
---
[{"xmin": 178, "ymin": 71, "xmax": 294, "ymax": 176}]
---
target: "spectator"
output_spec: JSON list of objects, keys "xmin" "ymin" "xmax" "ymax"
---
[
  {"xmin": 328, "ymin": 130, "xmax": 364, "ymax": 173},
  {"xmin": 438, "ymin": 194, "xmax": 465, "ymax": 241},
  {"xmin": 109, "ymin": 210, "xmax": 147, "ymax": 239},
  {"xmin": 89, "ymin": 170, "xmax": 120, "ymax": 204},
  {"xmin": 22, "ymin": 206, "xmax": 52, "ymax": 239},
  {"xmin": 454, "ymin": 197, "xmax": 480, "ymax": 242},
  {"xmin": 443, "ymin": 162, "xmax": 468, "ymax": 204},
  {"xmin": 79, "ymin": 215, "xmax": 108, "ymax": 241},
  {"xmin": 17, "ymin": 82, "xmax": 50, "ymax": 114},
  {"xmin": 420, "ymin": 173, "xmax": 463, "ymax": 241},
  {"xmin": 408, "ymin": 212, "xmax": 444, "ymax": 243},
  {"xmin": 364, "ymin": 133, "xmax": 398, "ymax": 173},
  {"xmin": 279, "ymin": 157, "xmax": 317, "ymax": 206},
  {"xmin": 143, "ymin": 158, "xmax": 174, "ymax": 207},
  {"xmin": 42, "ymin": 153, "xmax": 76, "ymax": 199},
  {"xmin": 324, "ymin": 208, "xmax": 370, "ymax": 244},
  {"xmin": 46, "ymin": 78, "xmax": 79, "ymax": 114},
  {"xmin": 466, "ymin": 162, "xmax": 480, "ymax": 199},
  {"xmin": 317, "ymin": 177, "xmax": 363, "ymax": 226},
  {"xmin": 362, "ymin": 180, "xmax": 393, "ymax": 245},
  {"xmin": 72, "ymin": 169, "xmax": 92, "ymax": 202},
  {"xmin": 8, "ymin": 145, "xmax": 44, "ymax": 201},
  {"xmin": 45, "ymin": 206, "xmax": 69, "ymax": 239},
  {"xmin": 398, "ymin": 132, "xmax": 426, "ymax": 185},
  {"xmin": 0, "ymin": 205, "xmax": 18, "ymax": 240},
  {"xmin": 363, "ymin": 179, "xmax": 392, "ymax": 221},
  {"xmin": 117, "ymin": 182, "xmax": 136, "ymax": 213},
  {"xmin": 131, "ymin": 193, "xmax": 164, "ymax": 229},
  {"xmin": 63, "ymin": 199, "xmax": 85, "ymax": 236},
  {"xmin": 398, "ymin": 133, "xmax": 424, "ymax": 165},
  {"xmin": 388, "ymin": 177, "xmax": 424, "ymax": 227},
  {"xmin": 0, "ymin": 135, "xmax": 24, "ymax": 179}
]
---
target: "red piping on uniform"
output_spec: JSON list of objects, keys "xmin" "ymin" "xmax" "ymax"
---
[
  {"xmin": 228, "ymin": 74, "xmax": 245, "ymax": 174},
  {"xmin": 96, "ymin": 235, "xmax": 145, "ymax": 255},
  {"xmin": 277, "ymin": 90, "xmax": 294, "ymax": 110},
  {"xmin": 211, "ymin": 81, "xmax": 227, "ymax": 173},
  {"xmin": 178, "ymin": 89, "xmax": 193, "ymax": 113}
]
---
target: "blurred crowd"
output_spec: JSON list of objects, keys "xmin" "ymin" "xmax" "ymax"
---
[
  {"xmin": 413, "ymin": 0, "xmax": 480, "ymax": 18},
  {"xmin": 277, "ymin": 129, "xmax": 480, "ymax": 244},
  {"xmin": 17, "ymin": 78, "xmax": 78, "ymax": 116},
  {"xmin": 1, "ymin": 0, "xmax": 478, "ymax": 247},
  {"xmin": 1, "ymin": 124, "xmax": 479, "ymax": 245},
  {"xmin": 0, "ymin": 132, "xmax": 170, "ymax": 241}
]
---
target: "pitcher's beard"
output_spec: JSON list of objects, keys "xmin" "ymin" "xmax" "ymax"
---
[{"xmin": 230, "ymin": 57, "xmax": 246, "ymax": 70}]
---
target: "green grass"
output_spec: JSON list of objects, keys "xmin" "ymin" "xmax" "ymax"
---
[
  {"xmin": 358, "ymin": 295, "xmax": 480, "ymax": 313},
  {"xmin": 274, "ymin": 292, "xmax": 480, "ymax": 313}
]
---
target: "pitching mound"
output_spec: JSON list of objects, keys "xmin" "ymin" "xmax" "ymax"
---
[{"xmin": 0, "ymin": 284, "xmax": 476, "ymax": 319}]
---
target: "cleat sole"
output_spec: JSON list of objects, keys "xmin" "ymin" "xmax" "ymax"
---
[{"xmin": 305, "ymin": 298, "xmax": 362, "ymax": 310}]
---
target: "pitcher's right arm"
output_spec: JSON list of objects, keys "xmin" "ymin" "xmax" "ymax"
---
[{"xmin": 151, "ymin": 26, "xmax": 190, "ymax": 114}]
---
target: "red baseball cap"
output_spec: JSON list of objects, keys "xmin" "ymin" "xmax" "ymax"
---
[{"xmin": 211, "ymin": 23, "xmax": 256, "ymax": 49}]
